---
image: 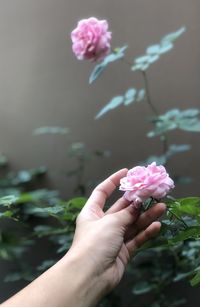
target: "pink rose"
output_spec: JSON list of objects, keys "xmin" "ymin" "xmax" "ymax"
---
[
  {"xmin": 71, "ymin": 17, "xmax": 112, "ymax": 61},
  {"xmin": 119, "ymin": 162, "xmax": 174, "ymax": 204}
]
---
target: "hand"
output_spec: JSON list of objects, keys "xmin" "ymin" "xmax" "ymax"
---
[
  {"xmin": 69, "ymin": 168, "xmax": 166, "ymax": 292},
  {"xmin": 2, "ymin": 169, "xmax": 166, "ymax": 307}
]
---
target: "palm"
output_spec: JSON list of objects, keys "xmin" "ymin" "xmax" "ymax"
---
[{"xmin": 77, "ymin": 169, "xmax": 165, "ymax": 289}]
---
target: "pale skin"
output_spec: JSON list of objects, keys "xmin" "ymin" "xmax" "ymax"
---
[{"xmin": 2, "ymin": 169, "xmax": 166, "ymax": 307}]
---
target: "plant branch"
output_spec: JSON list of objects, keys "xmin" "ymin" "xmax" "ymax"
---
[
  {"xmin": 141, "ymin": 70, "xmax": 159, "ymax": 116},
  {"xmin": 141, "ymin": 70, "xmax": 170, "ymax": 154}
]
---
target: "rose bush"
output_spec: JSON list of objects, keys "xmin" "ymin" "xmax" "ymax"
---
[{"xmin": 70, "ymin": 16, "xmax": 200, "ymax": 306}]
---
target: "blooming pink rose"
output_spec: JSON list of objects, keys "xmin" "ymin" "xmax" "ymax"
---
[
  {"xmin": 119, "ymin": 162, "xmax": 174, "ymax": 204},
  {"xmin": 71, "ymin": 17, "xmax": 112, "ymax": 61}
]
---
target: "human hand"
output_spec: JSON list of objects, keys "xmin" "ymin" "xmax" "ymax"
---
[
  {"xmin": 2, "ymin": 169, "xmax": 166, "ymax": 307},
  {"xmin": 68, "ymin": 168, "xmax": 166, "ymax": 292}
]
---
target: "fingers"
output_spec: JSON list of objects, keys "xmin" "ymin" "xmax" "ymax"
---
[
  {"xmin": 105, "ymin": 196, "xmax": 131, "ymax": 214},
  {"xmin": 125, "ymin": 203, "xmax": 166, "ymax": 241},
  {"xmin": 112, "ymin": 203, "xmax": 140, "ymax": 228},
  {"xmin": 126, "ymin": 221, "xmax": 161, "ymax": 257},
  {"xmin": 83, "ymin": 168, "xmax": 128, "ymax": 212},
  {"xmin": 138, "ymin": 203, "xmax": 166, "ymax": 231}
]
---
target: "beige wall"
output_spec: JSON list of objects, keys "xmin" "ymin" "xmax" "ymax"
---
[{"xmin": 0, "ymin": 0, "xmax": 199, "ymax": 198}]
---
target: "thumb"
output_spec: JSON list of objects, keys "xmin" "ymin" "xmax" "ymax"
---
[{"xmin": 113, "ymin": 203, "xmax": 141, "ymax": 227}]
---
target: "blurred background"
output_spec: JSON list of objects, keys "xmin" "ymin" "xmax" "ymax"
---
[{"xmin": 0, "ymin": 0, "xmax": 200, "ymax": 305}]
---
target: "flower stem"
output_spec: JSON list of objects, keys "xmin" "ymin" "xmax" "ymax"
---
[
  {"xmin": 141, "ymin": 70, "xmax": 169, "ymax": 155},
  {"xmin": 167, "ymin": 208, "xmax": 188, "ymax": 229},
  {"xmin": 141, "ymin": 70, "xmax": 159, "ymax": 116},
  {"xmin": 121, "ymin": 56, "xmax": 170, "ymax": 156}
]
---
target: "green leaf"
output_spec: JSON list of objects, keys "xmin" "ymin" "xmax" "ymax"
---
[
  {"xmin": 0, "ymin": 154, "xmax": 8, "ymax": 167},
  {"xmin": 146, "ymin": 45, "xmax": 160, "ymax": 54},
  {"xmin": 132, "ymin": 27, "xmax": 186, "ymax": 71},
  {"xmin": 0, "ymin": 195, "xmax": 18, "ymax": 206},
  {"xmin": 136, "ymin": 89, "xmax": 146, "ymax": 101},
  {"xmin": 159, "ymin": 42, "xmax": 173, "ymax": 54},
  {"xmin": 135, "ymin": 55, "xmax": 150, "ymax": 64},
  {"xmin": 67, "ymin": 197, "xmax": 87, "ymax": 209},
  {"xmin": 169, "ymin": 227, "xmax": 200, "ymax": 244},
  {"xmin": 0, "ymin": 210, "xmax": 13, "ymax": 219},
  {"xmin": 132, "ymin": 281, "xmax": 156, "ymax": 295},
  {"xmin": 177, "ymin": 203, "xmax": 200, "ymax": 216},
  {"xmin": 89, "ymin": 64, "xmax": 106, "ymax": 84},
  {"xmin": 34, "ymin": 225, "xmax": 69, "ymax": 237},
  {"xmin": 142, "ymin": 155, "xmax": 167, "ymax": 166},
  {"xmin": 147, "ymin": 121, "xmax": 177, "ymax": 137},
  {"xmin": 179, "ymin": 119, "xmax": 200, "ymax": 132},
  {"xmin": 178, "ymin": 197, "xmax": 200, "ymax": 206},
  {"xmin": 190, "ymin": 270, "xmax": 200, "ymax": 286},
  {"xmin": 174, "ymin": 176, "xmax": 193, "ymax": 185},
  {"xmin": 18, "ymin": 189, "xmax": 58, "ymax": 203},
  {"xmin": 33, "ymin": 127, "xmax": 69, "ymax": 135},
  {"xmin": 179, "ymin": 109, "xmax": 199, "ymax": 117},
  {"xmin": 161, "ymin": 27, "xmax": 186, "ymax": 44},
  {"xmin": 170, "ymin": 299, "xmax": 187, "ymax": 307},
  {"xmin": 16, "ymin": 171, "xmax": 31, "ymax": 183},
  {"xmin": 166, "ymin": 144, "xmax": 191, "ymax": 160},
  {"xmin": 173, "ymin": 271, "xmax": 193, "ymax": 282},
  {"xmin": 89, "ymin": 46, "xmax": 128, "ymax": 84},
  {"xmin": 8, "ymin": 167, "xmax": 47, "ymax": 186},
  {"xmin": 143, "ymin": 144, "xmax": 191, "ymax": 166},
  {"xmin": 67, "ymin": 142, "xmax": 87, "ymax": 158},
  {"xmin": 95, "ymin": 96, "xmax": 124, "ymax": 119},
  {"xmin": 124, "ymin": 88, "xmax": 137, "ymax": 106},
  {"xmin": 4, "ymin": 270, "xmax": 35, "ymax": 282},
  {"xmin": 148, "ymin": 108, "xmax": 200, "ymax": 137},
  {"xmin": 0, "ymin": 233, "xmax": 34, "ymax": 260},
  {"xmin": 37, "ymin": 260, "xmax": 55, "ymax": 271},
  {"xmin": 96, "ymin": 88, "xmax": 145, "ymax": 119},
  {"xmin": 4, "ymin": 272, "xmax": 24, "ymax": 282},
  {"xmin": 148, "ymin": 54, "xmax": 160, "ymax": 64},
  {"xmin": 24, "ymin": 205, "xmax": 64, "ymax": 217}
]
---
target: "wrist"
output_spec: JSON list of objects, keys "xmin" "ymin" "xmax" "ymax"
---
[{"xmin": 60, "ymin": 248, "xmax": 108, "ymax": 307}]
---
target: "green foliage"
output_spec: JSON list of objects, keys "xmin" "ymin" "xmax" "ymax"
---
[
  {"xmin": 148, "ymin": 109, "xmax": 200, "ymax": 137},
  {"xmin": 95, "ymin": 88, "xmax": 145, "ymax": 119},
  {"xmin": 190, "ymin": 269, "xmax": 200, "ymax": 286},
  {"xmin": 133, "ymin": 281, "xmax": 157, "ymax": 295},
  {"xmin": 169, "ymin": 227, "xmax": 200, "ymax": 243},
  {"xmin": 0, "ymin": 232, "xmax": 34, "ymax": 261},
  {"xmin": 0, "ymin": 154, "xmax": 8, "ymax": 167},
  {"xmin": 67, "ymin": 142, "xmax": 111, "ymax": 195},
  {"xmin": 132, "ymin": 27, "xmax": 186, "ymax": 71},
  {"xmin": 142, "ymin": 144, "xmax": 191, "ymax": 165},
  {"xmin": 89, "ymin": 46, "xmax": 128, "ymax": 84},
  {"xmin": 33, "ymin": 127, "xmax": 69, "ymax": 135},
  {"xmin": 85, "ymin": 20, "xmax": 198, "ymax": 307},
  {"xmin": 0, "ymin": 167, "xmax": 47, "ymax": 190},
  {"xmin": 0, "ymin": 195, "xmax": 18, "ymax": 206},
  {"xmin": 168, "ymin": 197, "xmax": 200, "ymax": 217}
]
